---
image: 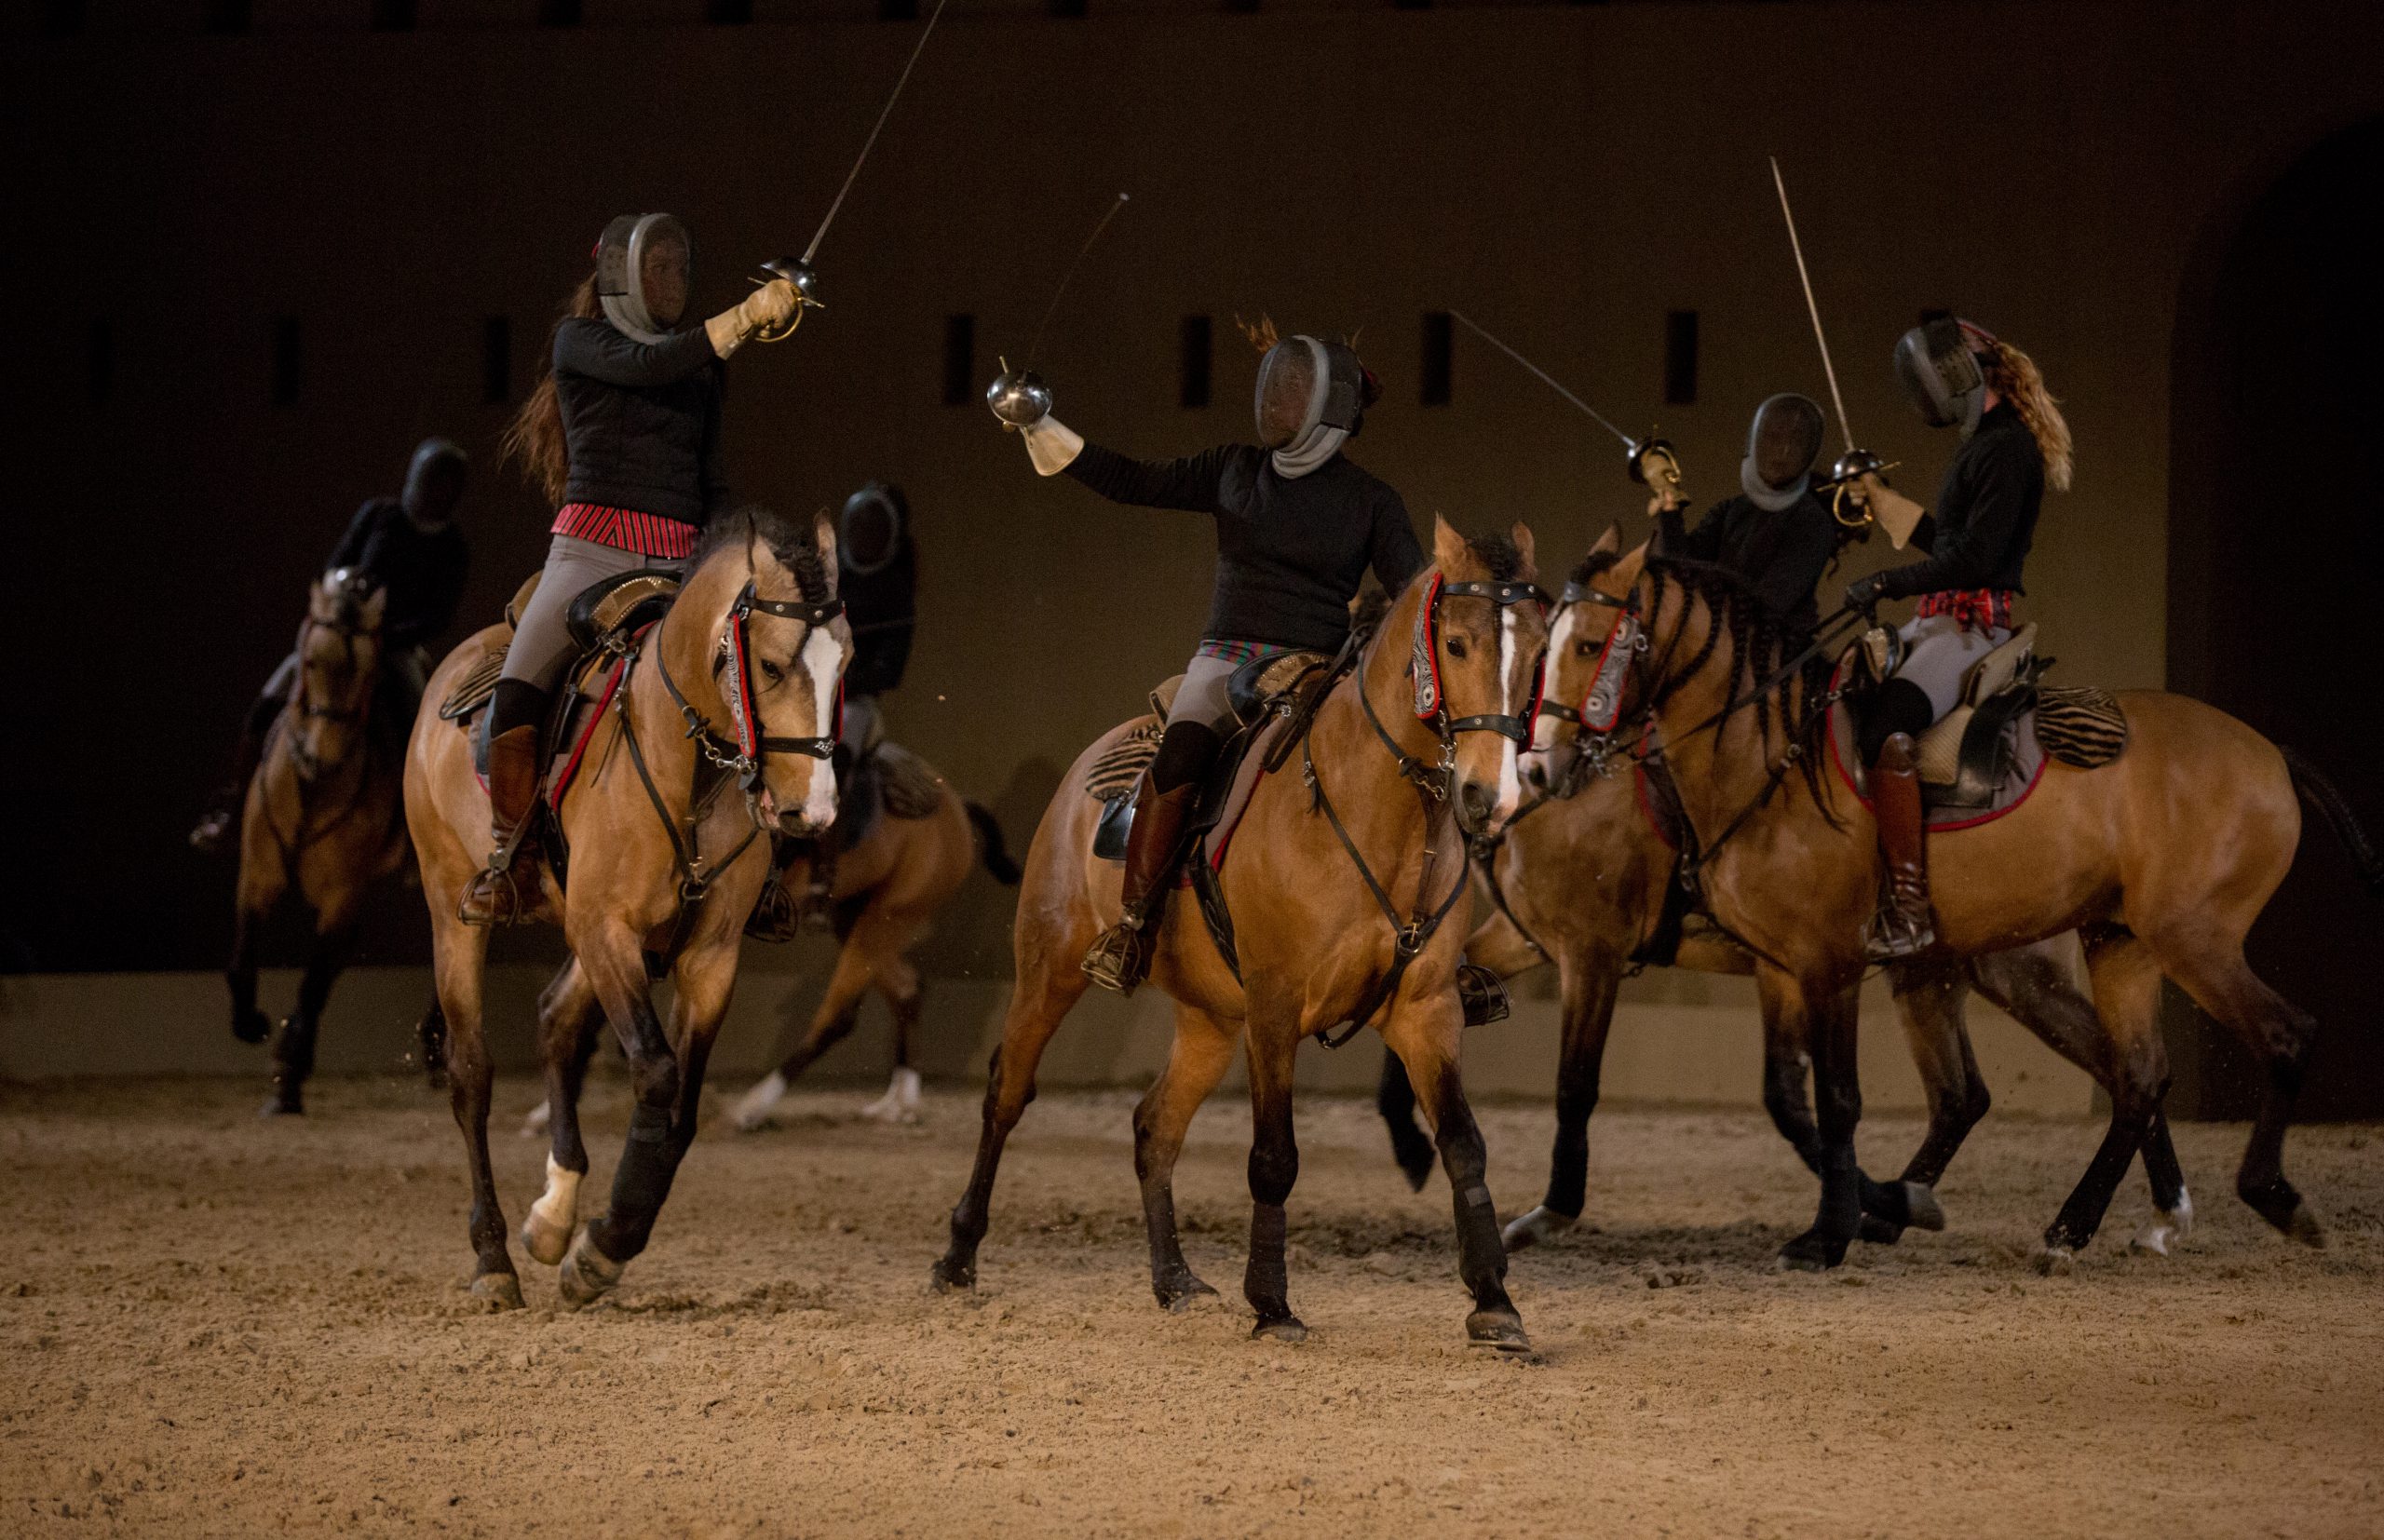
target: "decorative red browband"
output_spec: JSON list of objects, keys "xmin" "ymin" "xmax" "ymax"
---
[
  {"xmin": 1914, "ymin": 588, "xmax": 2015, "ymax": 633},
  {"xmin": 550, "ymin": 503, "xmax": 698, "ymax": 561}
]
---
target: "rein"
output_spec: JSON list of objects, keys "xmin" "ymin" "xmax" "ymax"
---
[{"xmin": 264, "ymin": 602, "xmax": 390, "ymax": 867}]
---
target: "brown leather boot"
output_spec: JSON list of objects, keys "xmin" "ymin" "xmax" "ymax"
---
[
  {"xmin": 459, "ymin": 725, "xmax": 544, "ymax": 927},
  {"xmin": 1861, "ymin": 733, "xmax": 1937, "ymax": 962},
  {"xmin": 1082, "ymin": 774, "xmax": 1201, "ymax": 994}
]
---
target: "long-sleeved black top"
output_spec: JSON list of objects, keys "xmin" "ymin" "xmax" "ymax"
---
[
  {"xmin": 1876, "ymin": 401, "xmax": 2044, "ymax": 600},
  {"xmin": 1064, "ymin": 443, "xmax": 1425, "ymax": 654},
  {"xmin": 553, "ymin": 318, "xmax": 727, "ymax": 529},
  {"xmin": 840, "ymin": 545, "xmax": 917, "ymax": 697},
  {"xmin": 1655, "ymin": 491, "xmax": 1837, "ymax": 638},
  {"xmin": 326, "ymin": 497, "xmax": 469, "ymax": 649}
]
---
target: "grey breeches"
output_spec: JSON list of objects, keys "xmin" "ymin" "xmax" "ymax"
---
[
  {"xmin": 1893, "ymin": 613, "xmax": 2013, "ymax": 722},
  {"xmin": 1166, "ymin": 655, "xmax": 1239, "ymax": 733},
  {"xmin": 499, "ymin": 534, "xmax": 682, "ymax": 693}
]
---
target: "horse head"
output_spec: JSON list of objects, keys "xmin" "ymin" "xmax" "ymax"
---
[
  {"xmin": 1411, "ymin": 515, "xmax": 1548, "ymax": 837},
  {"xmin": 699, "ymin": 507, "xmax": 853, "ymax": 835},
  {"xmin": 290, "ymin": 568, "xmax": 386, "ymax": 783},
  {"xmin": 1524, "ymin": 524, "xmax": 1648, "ymax": 795}
]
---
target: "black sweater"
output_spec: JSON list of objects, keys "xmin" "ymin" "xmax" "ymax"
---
[
  {"xmin": 1877, "ymin": 401, "xmax": 2044, "ymax": 600},
  {"xmin": 1655, "ymin": 491, "xmax": 1837, "ymax": 638},
  {"xmin": 327, "ymin": 498, "xmax": 469, "ymax": 648},
  {"xmin": 553, "ymin": 318, "xmax": 728, "ymax": 528},
  {"xmin": 1064, "ymin": 443, "xmax": 1425, "ymax": 653}
]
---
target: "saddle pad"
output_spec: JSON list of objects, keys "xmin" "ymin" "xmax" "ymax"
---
[
  {"xmin": 438, "ymin": 647, "xmax": 505, "ymax": 723},
  {"xmin": 2037, "ymin": 686, "xmax": 2129, "ymax": 769},
  {"xmin": 545, "ymin": 651, "xmax": 633, "ymax": 811},
  {"xmin": 1196, "ymin": 716, "xmax": 1289, "ymax": 874},
  {"xmin": 1085, "ymin": 720, "xmax": 1163, "ymax": 802},
  {"xmin": 874, "ymin": 742, "xmax": 949, "ymax": 819},
  {"xmin": 1828, "ymin": 695, "xmax": 2047, "ymax": 832}
]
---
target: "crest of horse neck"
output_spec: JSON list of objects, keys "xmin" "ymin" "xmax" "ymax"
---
[
  {"xmin": 1305, "ymin": 578, "xmax": 1456, "ymax": 897},
  {"xmin": 641, "ymin": 549, "xmax": 739, "ymax": 737}
]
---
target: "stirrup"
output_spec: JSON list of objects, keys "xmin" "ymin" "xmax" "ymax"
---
[
  {"xmin": 745, "ymin": 878, "xmax": 801, "ymax": 944},
  {"xmin": 458, "ymin": 858, "xmax": 532, "ymax": 928},
  {"xmin": 1861, "ymin": 905, "xmax": 1937, "ymax": 964},
  {"xmin": 1456, "ymin": 963, "xmax": 1510, "ymax": 1027},
  {"xmin": 1081, "ymin": 921, "xmax": 1153, "ymax": 996}
]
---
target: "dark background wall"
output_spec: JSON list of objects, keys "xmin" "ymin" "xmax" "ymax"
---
[{"xmin": 5, "ymin": 1, "xmax": 2381, "ymax": 1110}]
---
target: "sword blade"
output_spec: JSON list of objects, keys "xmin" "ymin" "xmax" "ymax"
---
[
  {"xmin": 1023, "ymin": 192, "xmax": 1131, "ymax": 370},
  {"xmin": 1769, "ymin": 155, "xmax": 1855, "ymax": 453},
  {"xmin": 802, "ymin": 0, "xmax": 951, "ymax": 265},
  {"xmin": 1447, "ymin": 309, "xmax": 1635, "ymax": 451}
]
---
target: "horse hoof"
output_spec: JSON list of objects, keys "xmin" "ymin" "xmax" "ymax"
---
[
  {"xmin": 928, "ymin": 1257, "xmax": 976, "ymax": 1295},
  {"xmin": 1775, "ymin": 1231, "xmax": 1847, "ymax": 1273},
  {"xmin": 1858, "ymin": 1214, "xmax": 1905, "ymax": 1246},
  {"xmin": 2130, "ymin": 1220, "xmax": 2178, "ymax": 1257},
  {"xmin": 731, "ymin": 1072, "xmax": 789, "ymax": 1133},
  {"xmin": 259, "ymin": 1095, "xmax": 303, "ymax": 1119},
  {"xmin": 1901, "ymin": 1182, "xmax": 1946, "ymax": 1232},
  {"xmin": 521, "ymin": 1210, "xmax": 574, "ymax": 1267},
  {"xmin": 1466, "ymin": 1310, "xmax": 1533, "ymax": 1354},
  {"xmin": 231, "ymin": 1012, "xmax": 272, "ymax": 1047},
  {"xmin": 469, "ymin": 1273, "xmax": 524, "ymax": 1312},
  {"xmin": 1251, "ymin": 1315, "xmax": 1307, "ymax": 1344},
  {"xmin": 1500, "ymin": 1206, "xmax": 1576, "ymax": 1253},
  {"xmin": 557, "ymin": 1234, "xmax": 624, "ymax": 1309},
  {"xmin": 1154, "ymin": 1275, "xmax": 1219, "ymax": 1313},
  {"xmin": 2287, "ymin": 1204, "xmax": 2327, "ymax": 1250},
  {"xmin": 2033, "ymin": 1244, "xmax": 2076, "ymax": 1277}
]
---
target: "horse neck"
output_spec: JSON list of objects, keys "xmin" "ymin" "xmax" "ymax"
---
[
  {"xmin": 640, "ymin": 551, "xmax": 736, "ymax": 733},
  {"xmin": 1308, "ymin": 582, "xmax": 1448, "ymax": 855},
  {"xmin": 1643, "ymin": 588, "xmax": 1780, "ymax": 829}
]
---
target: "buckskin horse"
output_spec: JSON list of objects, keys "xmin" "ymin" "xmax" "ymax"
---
[
  {"xmin": 725, "ymin": 751, "xmax": 1023, "ymax": 1130},
  {"xmin": 933, "ymin": 518, "xmax": 1549, "ymax": 1351},
  {"xmin": 227, "ymin": 571, "xmax": 412, "ymax": 1115},
  {"xmin": 1377, "ymin": 534, "xmax": 2196, "ymax": 1259},
  {"xmin": 1562, "ymin": 529, "xmax": 2377, "ymax": 1270},
  {"xmin": 405, "ymin": 507, "xmax": 851, "ymax": 1310}
]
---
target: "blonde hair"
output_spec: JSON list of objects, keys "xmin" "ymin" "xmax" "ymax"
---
[{"xmin": 1982, "ymin": 337, "xmax": 2073, "ymax": 493}]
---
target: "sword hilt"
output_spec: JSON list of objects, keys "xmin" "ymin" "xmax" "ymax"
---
[
  {"xmin": 1627, "ymin": 433, "xmax": 1682, "ymax": 494},
  {"xmin": 749, "ymin": 258, "xmax": 823, "ymax": 344}
]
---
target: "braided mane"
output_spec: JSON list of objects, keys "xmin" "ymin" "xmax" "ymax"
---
[{"xmin": 695, "ymin": 506, "xmax": 834, "ymax": 603}]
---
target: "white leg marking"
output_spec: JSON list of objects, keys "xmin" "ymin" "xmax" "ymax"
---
[
  {"xmin": 1501, "ymin": 1205, "xmax": 1577, "ymax": 1252},
  {"xmin": 731, "ymin": 1070, "xmax": 790, "ymax": 1131},
  {"xmin": 861, "ymin": 1066, "xmax": 924, "ymax": 1125},
  {"xmin": 528, "ymin": 1155, "xmax": 581, "ymax": 1242},
  {"xmin": 518, "ymin": 1097, "xmax": 551, "ymax": 1139},
  {"xmin": 800, "ymin": 627, "xmax": 843, "ymax": 829},
  {"xmin": 2132, "ymin": 1185, "xmax": 2194, "ymax": 1256}
]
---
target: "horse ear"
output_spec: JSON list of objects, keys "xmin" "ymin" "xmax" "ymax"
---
[
  {"xmin": 1431, "ymin": 513, "xmax": 1466, "ymax": 572},
  {"xmin": 1592, "ymin": 522, "xmax": 1622, "ymax": 558},
  {"xmin": 813, "ymin": 507, "xmax": 838, "ymax": 590},
  {"xmin": 1509, "ymin": 521, "xmax": 1537, "ymax": 584},
  {"xmin": 359, "ymin": 588, "xmax": 387, "ymax": 628}
]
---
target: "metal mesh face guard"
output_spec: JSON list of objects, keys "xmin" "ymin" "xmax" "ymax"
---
[
  {"xmin": 1409, "ymin": 574, "xmax": 1548, "ymax": 744},
  {"xmin": 717, "ymin": 581, "xmax": 846, "ymax": 790},
  {"xmin": 594, "ymin": 213, "xmax": 694, "ymax": 343},
  {"xmin": 1893, "ymin": 310, "xmax": 1985, "ymax": 431}
]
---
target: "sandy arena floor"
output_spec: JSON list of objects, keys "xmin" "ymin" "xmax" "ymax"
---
[{"xmin": 4, "ymin": 1073, "xmax": 2380, "ymax": 1538}]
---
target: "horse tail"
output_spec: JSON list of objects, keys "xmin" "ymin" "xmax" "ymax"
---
[
  {"xmin": 2280, "ymin": 744, "xmax": 2384, "ymax": 894},
  {"xmin": 965, "ymin": 802, "xmax": 1023, "ymax": 885}
]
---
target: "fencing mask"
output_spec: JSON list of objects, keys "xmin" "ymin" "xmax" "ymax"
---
[
  {"xmin": 594, "ymin": 213, "xmax": 694, "ymax": 344},
  {"xmin": 401, "ymin": 438, "xmax": 468, "ymax": 530},
  {"xmin": 838, "ymin": 481, "xmax": 909, "ymax": 578},
  {"xmin": 1254, "ymin": 334, "xmax": 1376, "ymax": 479},
  {"xmin": 1893, "ymin": 310, "xmax": 1988, "ymax": 434},
  {"xmin": 1739, "ymin": 394, "xmax": 1824, "ymax": 511}
]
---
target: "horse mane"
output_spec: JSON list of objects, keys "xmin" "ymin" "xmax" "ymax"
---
[
  {"xmin": 1465, "ymin": 532, "xmax": 1527, "ymax": 583},
  {"xmin": 693, "ymin": 507, "xmax": 833, "ymax": 603}
]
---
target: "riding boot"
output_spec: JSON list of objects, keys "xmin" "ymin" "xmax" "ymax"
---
[
  {"xmin": 1082, "ymin": 773, "xmax": 1201, "ymax": 995},
  {"xmin": 458, "ymin": 725, "xmax": 545, "ymax": 927},
  {"xmin": 189, "ymin": 690, "xmax": 286, "ymax": 852},
  {"xmin": 1861, "ymin": 733, "xmax": 1937, "ymax": 962}
]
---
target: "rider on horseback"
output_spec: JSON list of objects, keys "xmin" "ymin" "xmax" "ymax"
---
[
  {"xmin": 1651, "ymin": 392, "xmax": 1841, "ymax": 641},
  {"xmin": 459, "ymin": 213, "xmax": 804, "ymax": 926},
  {"xmin": 1843, "ymin": 313, "xmax": 2075, "ymax": 961},
  {"xmin": 191, "ymin": 438, "xmax": 469, "ymax": 852},
  {"xmin": 999, "ymin": 319, "xmax": 1425, "ymax": 994}
]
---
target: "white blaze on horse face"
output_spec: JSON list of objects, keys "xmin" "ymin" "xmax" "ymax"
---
[
  {"xmin": 1531, "ymin": 604, "xmax": 1578, "ymax": 755},
  {"xmin": 1495, "ymin": 608, "xmax": 1523, "ymax": 821},
  {"xmin": 801, "ymin": 626, "xmax": 843, "ymax": 828}
]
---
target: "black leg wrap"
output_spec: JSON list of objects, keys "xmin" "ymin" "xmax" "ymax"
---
[{"xmin": 587, "ymin": 1101, "xmax": 684, "ymax": 1263}]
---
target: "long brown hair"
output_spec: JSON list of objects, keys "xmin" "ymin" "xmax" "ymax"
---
[
  {"xmin": 1979, "ymin": 336, "xmax": 2073, "ymax": 493},
  {"xmin": 501, "ymin": 276, "xmax": 602, "ymax": 507}
]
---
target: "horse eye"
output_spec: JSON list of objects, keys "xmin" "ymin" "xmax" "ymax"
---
[
  {"xmin": 761, "ymin": 661, "xmax": 785, "ymax": 684},
  {"xmin": 1445, "ymin": 637, "xmax": 1468, "ymax": 659},
  {"xmin": 1577, "ymin": 640, "xmax": 1597, "ymax": 657}
]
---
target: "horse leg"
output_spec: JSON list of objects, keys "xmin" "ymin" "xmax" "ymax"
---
[
  {"xmin": 1134, "ymin": 1004, "xmax": 1238, "ymax": 1310},
  {"xmin": 1374, "ymin": 1052, "xmax": 1437, "ymax": 1193},
  {"xmin": 1505, "ymin": 954, "xmax": 1620, "ymax": 1252},
  {"xmin": 729, "ymin": 929, "xmax": 878, "ymax": 1132},
  {"xmin": 1776, "ymin": 978, "xmax": 1862, "ymax": 1271},
  {"xmin": 522, "ymin": 960, "xmax": 603, "ymax": 1267},
  {"xmin": 1241, "ymin": 1009, "xmax": 1307, "ymax": 1343},
  {"xmin": 932, "ymin": 944, "xmax": 1089, "ymax": 1292},
  {"xmin": 430, "ymin": 912, "xmax": 519, "ymax": 1308},
  {"xmin": 2036, "ymin": 927, "xmax": 2170, "ymax": 1271},
  {"xmin": 859, "ymin": 949, "xmax": 926, "ymax": 1124},
  {"xmin": 558, "ymin": 924, "xmax": 688, "ymax": 1308},
  {"xmin": 414, "ymin": 998, "xmax": 448, "ymax": 1090},
  {"xmin": 265, "ymin": 898, "xmax": 359, "ymax": 1117},
  {"xmin": 2133, "ymin": 1111, "xmax": 2194, "ymax": 1255},
  {"xmin": 1753, "ymin": 970, "xmax": 1922, "ymax": 1241},
  {"xmin": 1381, "ymin": 994, "xmax": 1529, "ymax": 1352},
  {"xmin": 225, "ymin": 837, "xmax": 285, "ymax": 1047},
  {"xmin": 2154, "ymin": 939, "xmax": 2323, "ymax": 1247}
]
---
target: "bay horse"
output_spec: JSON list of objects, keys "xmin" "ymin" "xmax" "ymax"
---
[
  {"xmin": 1567, "ymin": 530, "xmax": 2375, "ymax": 1269},
  {"xmin": 726, "ymin": 764, "xmax": 1022, "ymax": 1130},
  {"xmin": 932, "ymin": 517, "xmax": 1550, "ymax": 1351},
  {"xmin": 1376, "ymin": 545, "xmax": 2194, "ymax": 1255},
  {"xmin": 405, "ymin": 507, "xmax": 851, "ymax": 1310},
  {"xmin": 227, "ymin": 571, "xmax": 412, "ymax": 1115}
]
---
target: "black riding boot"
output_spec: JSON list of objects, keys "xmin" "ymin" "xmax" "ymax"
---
[
  {"xmin": 1862, "ymin": 733, "xmax": 1937, "ymax": 961},
  {"xmin": 1083, "ymin": 721, "xmax": 1221, "ymax": 993}
]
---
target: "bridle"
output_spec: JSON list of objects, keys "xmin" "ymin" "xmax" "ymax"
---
[
  {"xmin": 1524, "ymin": 574, "xmax": 1650, "ymax": 798},
  {"xmin": 287, "ymin": 602, "xmax": 381, "ymax": 784},
  {"xmin": 662, "ymin": 579, "xmax": 847, "ymax": 796}
]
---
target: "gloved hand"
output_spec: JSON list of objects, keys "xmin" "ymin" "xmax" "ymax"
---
[
  {"xmin": 1646, "ymin": 487, "xmax": 1688, "ymax": 518},
  {"xmin": 1019, "ymin": 417, "xmax": 1084, "ymax": 477},
  {"xmin": 705, "ymin": 279, "xmax": 801, "ymax": 358},
  {"xmin": 1845, "ymin": 571, "xmax": 1891, "ymax": 612}
]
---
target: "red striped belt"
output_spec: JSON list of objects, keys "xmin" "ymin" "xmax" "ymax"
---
[
  {"xmin": 1914, "ymin": 588, "xmax": 2015, "ymax": 632},
  {"xmin": 550, "ymin": 503, "xmax": 698, "ymax": 560}
]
